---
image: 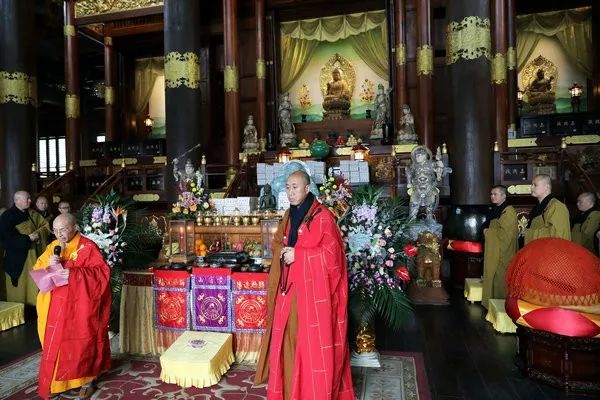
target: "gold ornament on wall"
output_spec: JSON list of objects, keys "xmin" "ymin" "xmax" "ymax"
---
[
  {"xmin": 105, "ymin": 86, "xmax": 115, "ymax": 105},
  {"xmin": 65, "ymin": 94, "xmax": 80, "ymax": 118},
  {"xmin": 64, "ymin": 24, "xmax": 76, "ymax": 37},
  {"xmin": 446, "ymin": 16, "xmax": 491, "ymax": 65},
  {"xmin": 417, "ymin": 45, "xmax": 434, "ymax": 75},
  {"xmin": 507, "ymin": 47, "xmax": 516, "ymax": 70},
  {"xmin": 165, "ymin": 52, "xmax": 200, "ymax": 89},
  {"xmin": 491, "ymin": 53, "xmax": 507, "ymax": 84},
  {"xmin": 224, "ymin": 65, "xmax": 239, "ymax": 92},
  {"xmin": 256, "ymin": 59, "xmax": 266, "ymax": 80},
  {"xmin": 396, "ymin": 43, "xmax": 406, "ymax": 66},
  {"xmin": 75, "ymin": 0, "xmax": 164, "ymax": 18},
  {"xmin": 0, "ymin": 71, "xmax": 37, "ymax": 105},
  {"xmin": 319, "ymin": 53, "xmax": 356, "ymax": 98}
]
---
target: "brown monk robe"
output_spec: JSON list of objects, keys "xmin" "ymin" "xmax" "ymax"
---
[{"xmin": 255, "ymin": 210, "xmax": 298, "ymax": 396}]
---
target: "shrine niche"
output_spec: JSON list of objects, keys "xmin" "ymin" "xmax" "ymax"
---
[
  {"xmin": 320, "ymin": 54, "xmax": 355, "ymax": 120},
  {"xmin": 521, "ymin": 55, "xmax": 558, "ymax": 115}
]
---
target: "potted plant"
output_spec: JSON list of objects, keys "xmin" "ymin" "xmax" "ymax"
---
[
  {"xmin": 298, "ymin": 83, "xmax": 312, "ymax": 122},
  {"xmin": 359, "ymin": 79, "xmax": 375, "ymax": 119}
]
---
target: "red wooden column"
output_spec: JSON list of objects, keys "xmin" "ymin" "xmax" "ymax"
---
[
  {"xmin": 506, "ymin": 0, "xmax": 518, "ymax": 134},
  {"xmin": 104, "ymin": 35, "xmax": 116, "ymax": 142},
  {"xmin": 491, "ymin": 0, "xmax": 508, "ymax": 152},
  {"xmin": 255, "ymin": 0, "xmax": 267, "ymax": 151},
  {"xmin": 416, "ymin": 0, "xmax": 434, "ymax": 147},
  {"xmin": 223, "ymin": 0, "xmax": 241, "ymax": 170},
  {"xmin": 394, "ymin": 0, "xmax": 408, "ymax": 125},
  {"xmin": 64, "ymin": 0, "xmax": 80, "ymax": 169}
]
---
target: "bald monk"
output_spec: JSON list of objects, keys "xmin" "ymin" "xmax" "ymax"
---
[
  {"xmin": 571, "ymin": 192, "xmax": 600, "ymax": 253},
  {"xmin": 33, "ymin": 213, "xmax": 111, "ymax": 399},
  {"xmin": 524, "ymin": 174, "xmax": 570, "ymax": 245},
  {"xmin": 255, "ymin": 170, "xmax": 354, "ymax": 400}
]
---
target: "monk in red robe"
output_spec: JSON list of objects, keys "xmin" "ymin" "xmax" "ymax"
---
[
  {"xmin": 33, "ymin": 213, "xmax": 112, "ymax": 399},
  {"xmin": 256, "ymin": 170, "xmax": 354, "ymax": 400}
]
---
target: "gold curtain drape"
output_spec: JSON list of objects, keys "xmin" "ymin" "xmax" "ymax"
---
[
  {"xmin": 348, "ymin": 25, "xmax": 389, "ymax": 80},
  {"xmin": 280, "ymin": 10, "xmax": 386, "ymax": 42},
  {"xmin": 517, "ymin": 7, "xmax": 591, "ymax": 77},
  {"xmin": 516, "ymin": 31, "xmax": 541, "ymax": 72},
  {"xmin": 134, "ymin": 57, "xmax": 164, "ymax": 115},
  {"xmin": 280, "ymin": 36, "xmax": 319, "ymax": 93}
]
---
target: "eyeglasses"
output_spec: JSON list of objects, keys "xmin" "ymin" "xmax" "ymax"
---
[{"xmin": 53, "ymin": 226, "xmax": 74, "ymax": 235}]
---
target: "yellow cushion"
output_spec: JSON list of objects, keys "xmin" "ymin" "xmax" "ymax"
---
[
  {"xmin": 160, "ymin": 331, "xmax": 234, "ymax": 388},
  {"xmin": 486, "ymin": 299, "xmax": 517, "ymax": 333},
  {"xmin": 0, "ymin": 301, "xmax": 25, "ymax": 331},
  {"xmin": 464, "ymin": 278, "xmax": 483, "ymax": 303}
]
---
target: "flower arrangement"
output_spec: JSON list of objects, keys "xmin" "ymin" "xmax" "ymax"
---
[
  {"xmin": 359, "ymin": 79, "xmax": 375, "ymax": 104},
  {"xmin": 170, "ymin": 184, "xmax": 213, "ymax": 220},
  {"xmin": 339, "ymin": 185, "xmax": 413, "ymax": 332},
  {"xmin": 297, "ymin": 84, "xmax": 312, "ymax": 111},
  {"xmin": 318, "ymin": 174, "xmax": 352, "ymax": 219}
]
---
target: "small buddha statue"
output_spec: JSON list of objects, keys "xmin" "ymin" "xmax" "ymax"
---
[
  {"xmin": 259, "ymin": 184, "xmax": 277, "ymax": 210},
  {"xmin": 397, "ymin": 104, "xmax": 417, "ymax": 144},
  {"xmin": 527, "ymin": 69, "xmax": 556, "ymax": 115},
  {"xmin": 322, "ymin": 68, "xmax": 351, "ymax": 120},
  {"xmin": 242, "ymin": 114, "xmax": 259, "ymax": 152}
]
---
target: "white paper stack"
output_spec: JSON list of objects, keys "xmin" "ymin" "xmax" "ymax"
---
[
  {"xmin": 338, "ymin": 160, "xmax": 369, "ymax": 184},
  {"xmin": 212, "ymin": 197, "xmax": 258, "ymax": 214}
]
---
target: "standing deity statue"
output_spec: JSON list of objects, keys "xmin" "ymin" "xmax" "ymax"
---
[
  {"xmin": 396, "ymin": 104, "xmax": 417, "ymax": 144},
  {"xmin": 370, "ymin": 84, "xmax": 390, "ymax": 140},
  {"xmin": 173, "ymin": 158, "xmax": 203, "ymax": 192},
  {"xmin": 242, "ymin": 114, "xmax": 259, "ymax": 152},
  {"xmin": 278, "ymin": 92, "xmax": 296, "ymax": 146},
  {"xmin": 406, "ymin": 145, "xmax": 452, "ymax": 221}
]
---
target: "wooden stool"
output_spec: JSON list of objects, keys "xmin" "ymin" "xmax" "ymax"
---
[
  {"xmin": 160, "ymin": 331, "xmax": 234, "ymax": 388},
  {"xmin": 485, "ymin": 299, "xmax": 516, "ymax": 333},
  {"xmin": 463, "ymin": 278, "xmax": 483, "ymax": 303},
  {"xmin": 0, "ymin": 302, "xmax": 25, "ymax": 331}
]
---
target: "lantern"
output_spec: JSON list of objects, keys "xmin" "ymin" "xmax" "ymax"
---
[
  {"xmin": 261, "ymin": 218, "xmax": 280, "ymax": 259},
  {"xmin": 277, "ymin": 146, "xmax": 291, "ymax": 163},
  {"xmin": 168, "ymin": 219, "xmax": 196, "ymax": 264}
]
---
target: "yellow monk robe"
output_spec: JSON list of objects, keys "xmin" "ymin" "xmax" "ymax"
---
[
  {"xmin": 9, "ymin": 211, "xmax": 50, "ymax": 305},
  {"xmin": 571, "ymin": 210, "xmax": 600, "ymax": 254},
  {"xmin": 34, "ymin": 234, "xmax": 111, "ymax": 397},
  {"xmin": 482, "ymin": 205, "xmax": 518, "ymax": 309},
  {"xmin": 525, "ymin": 198, "xmax": 571, "ymax": 245}
]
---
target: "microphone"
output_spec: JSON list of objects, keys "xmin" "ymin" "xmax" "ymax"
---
[{"xmin": 54, "ymin": 245, "xmax": 61, "ymax": 256}]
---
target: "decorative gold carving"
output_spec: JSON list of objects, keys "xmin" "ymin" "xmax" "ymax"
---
[
  {"xmin": 507, "ymin": 47, "xmax": 516, "ymax": 70},
  {"xmin": 393, "ymin": 144, "xmax": 417, "ymax": 154},
  {"xmin": 0, "ymin": 71, "xmax": 37, "ymax": 105},
  {"xmin": 104, "ymin": 37, "xmax": 113, "ymax": 46},
  {"xmin": 508, "ymin": 138, "xmax": 537, "ymax": 147},
  {"xmin": 564, "ymin": 135, "xmax": 600, "ymax": 145},
  {"xmin": 355, "ymin": 324, "xmax": 377, "ymax": 354},
  {"xmin": 65, "ymin": 95, "xmax": 80, "ymax": 119},
  {"xmin": 133, "ymin": 193, "xmax": 160, "ymax": 202},
  {"xmin": 520, "ymin": 55, "xmax": 558, "ymax": 94},
  {"xmin": 153, "ymin": 156, "xmax": 167, "ymax": 164},
  {"xmin": 374, "ymin": 158, "xmax": 393, "ymax": 182},
  {"xmin": 508, "ymin": 185, "xmax": 532, "ymax": 195},
  {"xmin": 112, "ymin": 158, "xmax": 138, "ymax": 166},
  {"xmin": 416, "ymin": 45, "xmax": 434, "ymax": 76},
  {"xmin": 517, "ymin": 212, "xmax": 529, "ymax": 236},
  {"xmin": 319, "ymin": 53, "xmax": 356, "ymax": 98},
  {"xmin": 223, "ymin": 65, "xmax": 239, "ymax": 92},
  {"xmin": 491, "ymin": 53, "xmax": 506, "ymax": 84},
  {"xmin": 64, "ymin": 24, "xmax": 76, "ymax": 37},
  {"xmin": 75, "ymin": 0, "xmax": 164, "ymax": 18},
  {"xmin": 164, "ymin": 52, "xmax": 200, "ymax": 89},
  {"xmin": 334, "ymin": 147, "xmax": 353, "ymax": 156},
  {"xmin": 256, "ymin": 59, "xmax": 266, "ymax": 80},
  {"xmin": 105, "ymin": 86, "xmax": 115, "ymax": 105},
  {"xmin": 290, "ymin": 149, "xmax": 311, "ymax": 158},
  {"xmin": 446, "ymin": 16, "xmax": 491, "ymax": 65},
  {"xmin": 396, "ymin": 43, "xmax": 406, "ymax": 66},
  {"xmin": 79, "ymin": 159, "xmax": 97, "ymax": 167}
]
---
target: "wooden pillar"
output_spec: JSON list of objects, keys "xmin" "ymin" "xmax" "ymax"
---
[
  {"xmin": 0, "ymin": 0, "xmax": 36, "ymax": 205},
  {"xmin": 64, "ymin": 0, "xmax": 80, "ymax": 170},
  {"xmin": 491, "ymin": 0, "xmax": 508, "ymax": 152},
  {"xmin": 446, "ymin": 0, "xmax": 493, "ymax": 205},
  {"xmin": 506, "ymin": 0, "xmax": 517, "ymax": 130},
  {"xmin": 416, "ymin": 0, "xmax": 434, "ymax": 147},
  {"xmin": 104, "ymin": 35, "xmax": 116, "ymax": 142},
  {"xmin": 223, "ymin": 0, "xmax": 240, "ymax": 168},
  {"xmin": 255, "ymin": 0, "xmax": 267, "ymax": 151},
  {"xmin": 164, "ymin": 0, "xmax": 202, "ymax": 200},
  {"xmin": 394, "ymin": 0, "xmax": 408, "ymax": 123}
]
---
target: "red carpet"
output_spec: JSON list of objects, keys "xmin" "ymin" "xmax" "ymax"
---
[{"xmin": 1, "ymin": 352, "xmax": 430, "ymax": 399}]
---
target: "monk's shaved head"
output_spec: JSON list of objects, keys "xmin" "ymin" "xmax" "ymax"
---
[
  {"xmin": 53, "ymin": 213, "xmax": 78, "ymax": 243},
  {"xmin": 289, "ymin": 170, "xmax": 310, "ymax": 186},
  {"xmin": 14, "ymin": 191, "xmax": 29, "ymax": 202}
]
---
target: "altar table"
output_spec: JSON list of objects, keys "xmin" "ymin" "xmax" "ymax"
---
[
  {"xmin": 0, "ymin": 301, "xmax": 24, "ymax": 331},
  {"xmin": 485, "ymin": 299, "xmax": 517, "ymax": 333},
  {"xmin": 160, "ymin": 330, "xmax": 234, "ymax": 388},
  {"xmin": 119, "ymin": 270, "xmax": 158, "ymax": 354},
  {"xmin": 463, "ymin": 278, "xmax": 483, "ymax": 303}
]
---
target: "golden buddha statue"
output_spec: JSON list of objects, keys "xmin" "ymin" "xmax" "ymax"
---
[
  {"xmin": 527, "ymin": 69, "xmax": 556, "ymax": 115},
  {"xmin": 322, "ymin": 68, "xmax": 351, "ymax": 120}
]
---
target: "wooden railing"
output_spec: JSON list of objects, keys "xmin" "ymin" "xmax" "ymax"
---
[
  {"xmin": 34, "ymin": 169, "xmax": 76, "ymax": 200},
  {"xmin": 86, "ymin": 167, "xmax": 125, "ymax": 203}
]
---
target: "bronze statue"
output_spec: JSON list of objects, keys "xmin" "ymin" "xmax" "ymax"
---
[
  {"xmin": 370, "ymin": 84, "xmax": 390, "ymax": 140},
  {"xmin": 527, "ymin": 69, "xmax": 556, "ymax": 114},
  {"xmin": 259, "ymin": 184, "xmax": 277, "ymax": 210},
  {"xmin": 322, "ymin": 68, "xmax": 351, "ymax": 120},
  {"xmin": 242, "ymin": 114, "xmax": 259, "ymax": 152},
  {"xmin": 416, "ymin": 231, "xmax": 442, "ymax": 288}
]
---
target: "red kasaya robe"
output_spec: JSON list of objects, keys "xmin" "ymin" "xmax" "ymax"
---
[
  {"xmin": 34, "ymin": 234, "xmax": 112, "ymax": 399},
  {"xmin": 265, "ymin": 202, "xmax": 354, "ymax": 400}
]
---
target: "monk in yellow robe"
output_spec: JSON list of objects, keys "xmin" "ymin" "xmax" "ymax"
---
[
  {"xmin": 524, "ymin": 174, "xmax": 570, "ymax": 245},
  {"xmin": 33, "ymin": 213, "xmax": 111, "ymax": 399},
  {"xmin": 482, "ymin": 185, "xmax": 518, "ymax": 309},
  {"xmin": 571, "ymin": 192, "xmax": 600, "ymax": 253}
]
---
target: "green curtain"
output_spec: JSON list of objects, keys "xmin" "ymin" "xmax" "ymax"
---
[
  {"xmin": 280, "ymin": 10, "xmax": 386, "ymax": 42},
  {"xmin": 348, "ymin": 25, "xmax": 389, "ymax": 80},
  {"xmin": 516, "ymin": 31, "xmax": 541, "ymax": 72},
  {"xmin": 280, "ymin": 35, "xmax": 319, "ymax": 93},
  {"xmin": 134, "ymin": 57, "xmax": 164, "ymax": 115},
  {"xmin": 517, "ymin": 7, "xmax": 591, "ymax": 77}
]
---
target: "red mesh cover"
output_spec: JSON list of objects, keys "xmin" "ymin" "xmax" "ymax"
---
[{"xmin": 506, "ymin": 238, "xmax": 600, "ymax": 307}]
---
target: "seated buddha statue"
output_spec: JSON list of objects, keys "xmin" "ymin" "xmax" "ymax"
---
[
  {"xmin": 527, "ymin": 69, "xmax": 556, "ymax": 114},
  {"xmin": 323, "ymin": 68, "xmax": 351, "ymax": 120}
]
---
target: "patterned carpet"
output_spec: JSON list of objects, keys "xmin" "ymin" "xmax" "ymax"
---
[{"xmin": 0, "ymin": 351, "xmax": 430, "ymax": 400}]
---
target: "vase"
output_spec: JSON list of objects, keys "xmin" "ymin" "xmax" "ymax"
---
[
  {"xmin": 309, "ymin": 139, "xmax": 330, "ymax": 159},
  {"xmin": 351, "ymin": 322, "xmax": 381, "ymax": 367},
  {"xmin": 301, "ymin": 114, "xmax": 307, "ymax": 123},
  {"xmin": 365, "ymin": 109, "xmax": 372, "ymax": 119}
]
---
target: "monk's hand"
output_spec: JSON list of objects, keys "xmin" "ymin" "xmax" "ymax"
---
[
  {"xmin": 59, "ymin": 268, "xmax": 69, "ymax": 280},
  {"xmin": 49, "ymin": 255, "xmax": 61, "ymax": 266},
  {"xmin": 282, "ymin": 247, "xmax": 295, "ymax": 264}
]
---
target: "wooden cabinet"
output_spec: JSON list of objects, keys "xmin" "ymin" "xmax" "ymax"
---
[{"xmin": 193, "ymin": 225, "xmax": 262, "ymax": 247}]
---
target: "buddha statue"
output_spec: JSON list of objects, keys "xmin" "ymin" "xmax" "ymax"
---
[
  {"xmin": 322, "ymin": 68, "xmax": 351, "ymax": 120},
  {"xmin": 242, "ymin": 114, "xmax": 259, "ymax": 152},
  {"xmin": 527, "ymin": 69, "xmax": 556, "ymax": 115}
]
